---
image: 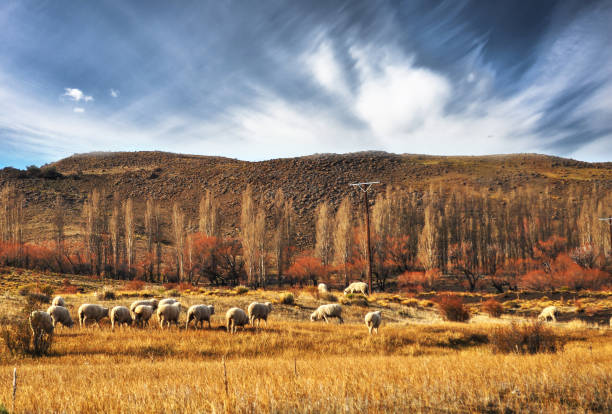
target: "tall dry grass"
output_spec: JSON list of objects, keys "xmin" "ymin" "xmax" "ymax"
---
[{"xmin": 0, "ymin": 320, "xmax": 610, "ymax": 413}]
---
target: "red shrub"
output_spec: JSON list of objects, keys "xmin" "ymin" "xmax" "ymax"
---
[
  {"xmin": 482, "ymin": 298, "xmax": 504, "ymax": 318},
  {"xmin": 125, "ymin": 279, "xmax": 145, "ymax": 291},
  {"xmin": 435, "ymin": 295, "xmax": 470, "ymax": 322}
]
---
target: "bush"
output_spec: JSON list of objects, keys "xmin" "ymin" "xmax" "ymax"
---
[
  {"xmin": 95, "ymin": 287, "xmax": 116, "ymax": 300},
  {"xmin": 436, "ymin": 295, "xmax": 470, "ymax": 322},
  {"xmin": 39, "ymin": 284, "xmax": 55, "ymax": 297},
  {"xmin": 279, "ymin": 292, "xmax": 295, "ymax": 305},
  {"xmin": 339, "ymin": 294, "xmax": 369, "ymax": 307},
  {"xmin": 27, "ymin": 292, "xmax": 50, "ymax": 304},
  {"xmin": 490, "ymin": 321, "xmax": 564, "ymax": 354},
  {"xmin": 178, "ymin": 282, "xmax": 195, "ymax": 291},
  {"xmin": 320, "ymin": 292, "xmax": 338, "ymax": 302},
  {"xmin": 125, "ymin": 279, "xmax": 146, "ymax": 291},
  {"xmin": 483, "ymin": 299, "xmax": 504, "ymax": 318},
  {"xmin": 60, "ymin": 279, "xmax": 80, "ymax": 294},
  {"xmin": 1, "ymin": 300, "xmax": 54, "ymax": 357},
  {"xmin": 234, "ymin": 286, "xmax": 249, "ymax": 295}
]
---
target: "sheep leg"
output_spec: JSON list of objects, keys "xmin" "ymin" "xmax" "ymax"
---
[
  {"xmin": 323, "ymin": 315, "xmax": 329, "ymax": 324},
  {"xmin": 207, "ymin": 319, "xmax": 211, "ymax": 329},
  {"xmin": 338, "ymin": 316, "xmax": 344, "ymax": 324}
]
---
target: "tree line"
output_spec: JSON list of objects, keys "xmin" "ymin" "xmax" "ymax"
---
[{"xmin": 0, "ymin": 182, "xmax": 610, "ymax": 291}]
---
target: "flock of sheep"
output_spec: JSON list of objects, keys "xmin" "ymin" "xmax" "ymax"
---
[
  {"xmin": 28, "ymin": 281, "xmax": 383, "ymax": 338},
  {"xmin": 29, "ymin": 282, "xmax": 602, "ymax": 339}
]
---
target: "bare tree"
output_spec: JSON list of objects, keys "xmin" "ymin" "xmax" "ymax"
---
[
  {"xmin": 314, "ymin": 201, "xmax": 332, "ymax": 267},
  {"xmin": 145, "ymin": 198, "xmax": 163, "ymax": 281},
  {"xmin": 333, "ymin": 196, "xmax": 353, "ymax": 286},
  {"xmin": 417, "ymin": 204, "xmax": 437, "ymax": 271},
  {"xmin": 82, "ymin": 189, "xmax": 103, "ymax": 275},
  {"xmin": 109, "ymin": 194, "xmax": 122, "ymax": 278},
  {"xmin": 272, "ymin": 189, "xmax": 294, "ymax": 285},
  {"xmin": 254, "ymin": 205, "xmax": 267, "ymax": 287},
  {"xmin": 123, "ymin": 198, "xmax": 134, "ymax": 275},
  {"xmin": 240, "ymin": 185, "xmax": 257, "ymax": 285},
  {"xmin": 52, "ymin": 194, "xmax": 66, "ymax": 269},
  {"xmin": 172, "ymin": 202, "xmax": 185, "ymax": 282},
  {"xmin": 199, "ymin": 189, "xmax": 219, "ymax": 238}
]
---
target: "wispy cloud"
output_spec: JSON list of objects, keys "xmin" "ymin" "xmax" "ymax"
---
[
  {"xmin": 73, "ymin": 107, "xmax": 85, "ymax": 113},
  {"xmin": 110, "ymin": 89, "xmax": 119, "ymax": 98}
]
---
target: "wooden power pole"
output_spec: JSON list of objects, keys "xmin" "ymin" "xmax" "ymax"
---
[{"xmin": 350, "ymin": 181, "xmax": 380, "ymax": 295}]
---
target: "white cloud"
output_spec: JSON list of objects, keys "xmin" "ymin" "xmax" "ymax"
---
[
  {"xmin": 63, "ymin": 88, "xmax": 93, "ymax": 102},
  {"xmin": 73, "ymin": 107, "xmax": 85, "ymax": 113},
  {"xmin": 110, "ymin": 88, "xmax": 119, "ymax": 98},
  {"xmin": 305, "ymin": 41, "xmax": 350, "ymax": 97}
]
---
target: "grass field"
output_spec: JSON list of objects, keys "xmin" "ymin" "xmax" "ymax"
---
[{"xmin": 1, "ymin": 273, "xmax": 612, "ymax": 413}]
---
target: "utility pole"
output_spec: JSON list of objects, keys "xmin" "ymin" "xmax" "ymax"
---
[
  {"xmin": 350, "ymin": 181, "xmax": 380, "ymax": 295},
  {"xmin": 599, "ymin": 217, "xmax": 612, "ymax": 254}
]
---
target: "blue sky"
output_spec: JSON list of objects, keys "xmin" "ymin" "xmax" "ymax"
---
[{"xmin": 1, "ymin": 0, "xmax": 611, "ymax": 168}]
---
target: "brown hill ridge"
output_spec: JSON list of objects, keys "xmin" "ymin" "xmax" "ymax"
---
[{"xmin": 1, "ymin": 151, "xmax": 611, "ymax": 246}]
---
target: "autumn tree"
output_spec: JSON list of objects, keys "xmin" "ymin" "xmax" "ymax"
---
[
  {"xmin": 314, "ymin": 201, "xmax": 332, "ymax": 267},
  {"xmin": 272, "ymin": 189, "xmax": 294, "ymax": 285},
  {"xmin": 333, "ymin": 196, "xmax": 353, "ymax": 286},
  {"xmin": 172, "ymin": 202, "xmax": 185, "ymax": 282},
  {"xmin": 199, "ymin": 190, "xmax": 219, "ymax": 238},
  {"xmin": 240, "ymin": 185, "xmax": 257, "ymax": 286}
]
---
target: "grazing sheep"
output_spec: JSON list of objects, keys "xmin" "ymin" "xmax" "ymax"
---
[
  {"xmin": 310, "ymin": 304, "xmax": 344, "ymax": 324},
  {"xmin": 46, "ymin": 305, "xmax": 74, "ymax": 328},
  {"xmin": 186, "ymin": 304, "xmax": 215, "ymax": 329},
  {"xmin": 129, "ymin": 299, "xmax": 158, "ymax": 318},
  {"xmin": 158, "ymin": 298, "xmax": 178, "ymax": 306},
  {"xmin": 157, "ymin": 302, "xmax": 182, "ymax": 329},
  {"xmin": 77, "ymin": 304, "xmax": 110, "ymax": 328},
  {"xmin": 365, "ymin": 311, "xmax": 382, "ymax": 335},
  {"xmin": 247, "ymin": 302, "xmax": 273, "ymax": 327},
  {"xmin": 51, "ymin": 296, "xmax": 66, "ymax": 307},
  {"xmin": 538, "ymin": 305, "xmax": 559, "ymax": 322},
  {"xmin": 133, "ymin": 305, "xmax": 154, "ymax": 327},
  {"xmin": 226, "ymin": 307, "xmax": 249, "ymax": 334},
  {"xmin": 344, "ymin": 281, "xmax": 368, "ymax": 296},
  {"xmin": 318, "ymin": 283, "xmax": 329, "ymax": 294},
  {"xmin": 29, "ymin": 311, "xmax": 54, "ymax": 336},
  {"xmin": 110, "ymin": 306, "xmax": 133, "ymax": 331}
]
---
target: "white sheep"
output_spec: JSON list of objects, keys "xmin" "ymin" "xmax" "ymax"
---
[
  {"xmin": 247, "ymin": 302, "xmax": 273, "ymax": 328},
  {"xmin": 318, "ymin": 283, "xmax": 329, "ymax": 294},
  {"xmin": 133, "ymin": 305, "xmax": 154, "ymax": 327},
  {"xmin": 51, "ymin": 296, "xmax": 66, "ymax": 307},
  {"xmin": 310, "ymin": 304, "xmax": 344, "ymax": 324},
  {"xmin": 158, "ymin": 298, "xmax": 178, "ymax": 306},
  {"xmin": 29, "ymin": 311, "xmax": 54, "ymax": 336},
  {"xmin": 186, "ymin": 304, "xmax": 215, "ymax": 329},
  {"xmin": 365, "ymin": 311, "xmax": 382, "ymax": 335},
  {"xmin": 77, "ymin": 304, "xmax": 110, "ymax": 328},
  {"xmin": 538, "ymin": 305, "xmax": 559, "ymax": 322},
  {"xmin": 226, "ymin": 307, "xmax": 249, "ymax": 334},
  {"xmin": 110, "ymin": 306, "xmax": 133, "ymax": 331},
  {"xmin": 129, "ymin": 299, "xmax": 158, "ymax": 318},
  {"xmin": 157, "ymin": 302, "xmax": 182, "ymax": 329},
  {"xmin": 344, "ymin": 281, "xmax": 368, "ymax": 295},
  {"xmin": 46, "ymin": 305, "xmax": 74, "ymax": 329}
]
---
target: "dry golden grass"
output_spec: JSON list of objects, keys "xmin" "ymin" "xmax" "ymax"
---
[{"xmin": 1, "ymin": 286, "xmax": 612, "ymax": 413}]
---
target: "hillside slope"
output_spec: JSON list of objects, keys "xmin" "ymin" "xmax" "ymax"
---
[{"xmin": 1, "ymin": 151, "xmax": 610, "ymax": 246}]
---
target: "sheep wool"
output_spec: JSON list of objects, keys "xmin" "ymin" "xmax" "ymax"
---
[
  {"xmin": 111, "ymin": 306, "xmax": 133, "ymax": 331},
  {"xmin": 226, "ymin": 307, "xmax": 249, "ymax": 334},
  {"xmin": 78, "ymin": 304, "xmax": 110, "ymax": 328},
  {"xmin": 157, "ymin": 302, "xmax": 182, "ymax": 329},
  {"xmin": 186, "ymin": 304, "xmax": 215, "ymax": 329},
  {"xmin": 344, "ymin": 282, "xmax": 368, "ymax": 296},
  {"xmin": 247, "ymin": 302, "xmax": 273, "ymax": 327},
  {"xmin": 310, "ymin": 304, "xmax": 344, "ymax": 324},
  {"xmin": 364, "ymin": 311, "xmax": 382, "ymax": 335},
  {"xmin": 46, "ymin": 305, "xmax": 74, "ymax": 328}
]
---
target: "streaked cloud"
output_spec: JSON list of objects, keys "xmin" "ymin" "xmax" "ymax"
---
[{"xmin": 0, "ymin": 0, "xmax": 610, "ymax": 168}]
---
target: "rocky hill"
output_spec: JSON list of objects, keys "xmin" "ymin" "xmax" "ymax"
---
[{"xmin": 1, "ymin": 151, "xmax": 610, "ymax": 246}]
